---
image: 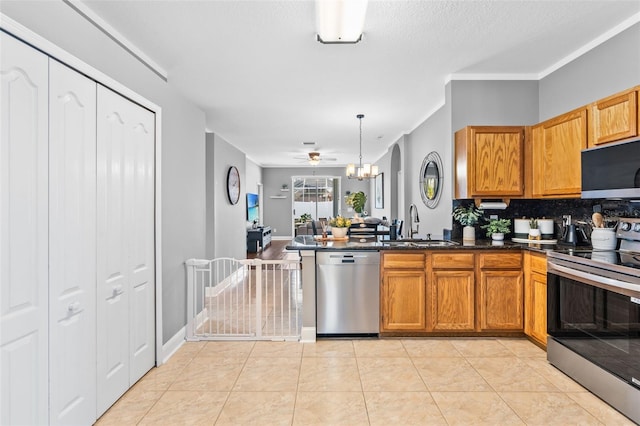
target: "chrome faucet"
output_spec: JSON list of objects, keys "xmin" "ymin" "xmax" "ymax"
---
[{"xmin": 409, "ymin": 203, "xmax": 420, "ymax": 238}]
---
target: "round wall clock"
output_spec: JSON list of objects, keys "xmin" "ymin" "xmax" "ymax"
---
[{"xmin": 226, "ymin": 166, "xmax": 241, "ymax": 205}]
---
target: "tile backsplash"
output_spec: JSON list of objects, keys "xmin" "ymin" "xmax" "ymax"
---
[{"xmin": 451, "ymin": 198, "xmax": 640, "ymax": 240}]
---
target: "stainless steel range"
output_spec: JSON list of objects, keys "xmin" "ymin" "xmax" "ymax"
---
[{"xmin": 547, "ymin": 217, "xmax": 640, "ymax": 423}]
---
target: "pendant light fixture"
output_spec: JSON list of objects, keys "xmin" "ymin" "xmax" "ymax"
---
[{"xmin": 346, "ymin": 114, "xmax": 378, "ymax": 180}]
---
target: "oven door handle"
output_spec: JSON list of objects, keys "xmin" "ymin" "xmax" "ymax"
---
[{"xmin": 549, "ymin": 262, "xmax": 640, "ymax": 293}]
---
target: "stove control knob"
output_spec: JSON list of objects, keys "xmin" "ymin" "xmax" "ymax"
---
[
  {"xmin": 620, "ymin": 222, "xmax": 632, "ymax": 231},
  {"xmin": 633, "ymin": 223, "xmax": 640, "ymax": 232}
]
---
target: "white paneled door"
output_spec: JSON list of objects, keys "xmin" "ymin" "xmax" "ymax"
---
[
  {"xmin": 48, "ymin": 59, "xmax": 97, "ymax": 425},
  {"xmin": 0, "ymin": 32, "xmax": 49, "ymax": 425},
  {"xmin": 97, "ymin": 85, "xmax": 155, "ymax": 415}
]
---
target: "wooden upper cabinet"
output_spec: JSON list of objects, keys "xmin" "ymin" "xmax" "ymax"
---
[
  {"xmin": 588, "ymin": 86, "xmax": 639, "ymax": 147},
  {"xmin": 530, "ymin": 107, "xmax": 587, "ymax": 198},
  {"xmin": 455, "ymin": 126, "xmax": 525, "ymax": 199}
]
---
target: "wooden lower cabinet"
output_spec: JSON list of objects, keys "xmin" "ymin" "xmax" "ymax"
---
[
  {"xmin": 380, "ymin": 249, "xmax": 526, "ymax": 336},
  {"xmin": 479, "ymin": 270, "xmax": 524, "ymax": 330},
  {"xmin": 524, "ymin": 252, "xmax": 548, "ymax": 348},
  {"xmin": 430, "ymin": 270, "xmax": 475, "ymax": 331},
  {"xmin": 381, "ymin": 269, "xmax": 426, "ymax": 331},
  {"xmin": 380, "ymin": 251, "xmax": 427, "ymax": 332}
]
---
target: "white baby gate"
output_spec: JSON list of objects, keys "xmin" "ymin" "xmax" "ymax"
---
[{"xmin": 185, "ymin": 257, "xmax": 302, "ymax": 341}]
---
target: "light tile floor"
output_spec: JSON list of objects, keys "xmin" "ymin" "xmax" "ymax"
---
[{"xmin": 97, "ymin": 338, "xmax": 635, "ymax": 425}]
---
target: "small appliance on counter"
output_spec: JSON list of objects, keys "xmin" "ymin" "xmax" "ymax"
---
[{"xmin": 559, "ymin": 215, "xmax": 590, "ymax": 246}]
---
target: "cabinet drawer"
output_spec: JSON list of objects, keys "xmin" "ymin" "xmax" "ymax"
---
[
  {"xmin": 530, "ymin": 252, "xmax": 547, "ymax": 274},
  {"xmin": 431, "ymin": 252, "xmax": 475, "ymax": 269},
  {"xmin": 479, "ymin": 252, "xmax": 522, "ymax": 269},
  {"xmin": 382, "ymin": 252, "xmax": 425, "ymax": 269}
]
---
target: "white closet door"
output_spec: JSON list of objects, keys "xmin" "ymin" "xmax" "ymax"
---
[
  {"xmin": 127, "ymin": 101, "xmax": 155, "ymax": 384},
  {"xmin": 48, "ymin": 59, "xmax": 97, "ymax": 425},
  {"xmin": 0, "ymin": 32, "xmax": 49, "ymax": 426},
  {"xmin": 96, "ymin": 85, "xmax": 155, "ymax": 415}
]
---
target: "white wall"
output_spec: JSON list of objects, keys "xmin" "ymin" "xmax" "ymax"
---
[{"xmin": 1, "ymin": 3, "xmax": 207, "ymax": 344}]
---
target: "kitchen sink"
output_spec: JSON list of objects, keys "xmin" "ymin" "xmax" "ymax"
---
[{"xmin": 385, "ymin": 239, "xmax": 459, "ymax": 247}]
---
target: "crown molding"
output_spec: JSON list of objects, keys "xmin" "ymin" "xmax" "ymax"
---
[{"xmin": 63, "ymin": 0, "xmax": 168, "ymax": 81}]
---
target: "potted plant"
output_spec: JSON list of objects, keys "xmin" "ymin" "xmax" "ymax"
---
[
  {"xmin": 481, "ymin": 218, "xmax": 512, "ymax": 241},
  {"xmin": 453, "ymin": 203, "xmax": 483, "ymax": 241},
  {"xmin": 528, "ymin": 218, "xmax": 541, "ymax": 240},
  {"xmin": 300, "ymin": 213, "xmax": 312, "ymax": 222},
  {"xmin": 329, "ymin": 216, "xmax": 351, "ymax": 238},
  {"xmin": 346, "ymin": 191, "xmax": 367, "ymax": 216}
]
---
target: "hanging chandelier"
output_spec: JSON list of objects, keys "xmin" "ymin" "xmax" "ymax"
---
[{"xmin": 346, "ymin": 114, "xmax": 378, "ymax": 180}]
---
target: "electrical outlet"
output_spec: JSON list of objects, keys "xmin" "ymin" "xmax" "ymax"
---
[
  {"xmin": 273, "ymin": 228, "xmax": 276, "ymax": 233},
  {"xmin": 490, "ymin": 214, "xmax": 498, "ymax": 220}
]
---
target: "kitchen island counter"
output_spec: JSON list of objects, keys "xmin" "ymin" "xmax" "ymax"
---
[{"xmin": 286, "ymin": 235, "xmax": 556, "ymax": 252}]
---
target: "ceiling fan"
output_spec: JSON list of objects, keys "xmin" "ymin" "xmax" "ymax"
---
[{"xmin": 294, "ymin": 151, "xmax": 337, "ymax": 165}]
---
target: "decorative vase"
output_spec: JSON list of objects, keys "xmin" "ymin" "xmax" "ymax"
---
[
  {"xmin": 528, "ymin": 228, "xmax": 541, "ymax": 240},
  {"xmin": 331, "ymin": 227, "xmax": 348, "ymax": 238},
  {"xmin": 491, "ymin": 232, "xmax": 505, "ymax": 241},
  {"xmin": 463, "ymin": 225, "xmax": 475, "ymax": 241}
]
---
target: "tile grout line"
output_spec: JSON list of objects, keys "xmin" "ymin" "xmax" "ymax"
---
[
  {"xmin": 134, "ymin": 342, "xmax": 206, "ymax": 425},
  {"xmin": 212, "ymin": 341, "xmax": 256, "ymax": 425},
  {"xmin": 402, "ymin": 339, "xmax": 450, "ymax": 425}
]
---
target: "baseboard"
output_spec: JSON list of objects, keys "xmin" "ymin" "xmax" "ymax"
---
[
  {"xmin": 300, "ymin": 327, "xmax": 316, "ymax": 343},
  {"xmin": 161, "ymin": 326, "xmax": 186, "ymax": 365}
]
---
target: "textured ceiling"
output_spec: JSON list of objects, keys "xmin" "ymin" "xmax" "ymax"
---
[{"xmin": 77, "ymin": 1, "xmax": 640, "ymax": 167}]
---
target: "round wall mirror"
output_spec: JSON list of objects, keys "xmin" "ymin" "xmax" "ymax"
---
[{"xmin": 419, "ymin": 151, "xmax": 443, "ymax": 209}]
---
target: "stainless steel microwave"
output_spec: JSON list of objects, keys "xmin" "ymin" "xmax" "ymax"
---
[{"xmin": 581, "ymin": 138, "xmax": 640, "ymax": 199}]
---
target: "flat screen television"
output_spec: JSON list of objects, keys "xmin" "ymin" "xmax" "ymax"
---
[{"xmin": 246, "ymin": 193, "xmax": 259, "ymax": 223}]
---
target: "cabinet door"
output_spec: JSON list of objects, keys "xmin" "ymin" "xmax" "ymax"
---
[
  {"xmin": 49, "ymin": 59, "xmax": 97, "ymax": 425},
  {"xmin": 531, "ymin": 109, "xmax": 587, "ymax": 198},
  {"xmin": 588, "ymin": 88, "xmax": 638, "ymax": 147},
  {"xmin": 455, "ymin": 126, "xmax": 524, "ymax": 199},
  {"xmin": 429, "ymin": 270, "xmax": 475, "ymax": 331},
  {"xmin": 381, "ymin": 270, "xmax": 426, "ymax": 331},
  {"xmin": 479, "ymin": 270, "xmax": 524, "ymax": 331},
  {"xmin": 530, "ymin": 271, "xmax": 547, "ymax": 346},
  {"xmin": 97, "ymin": 86, "xmax": 155, "ymax": 415},
  {"xmin": 0, "ymin": 32, "xmax": 49, "ymax": 426},
  {"xmin": 471, "ymin": 128, "xmax": 524, "ymax": 196}
]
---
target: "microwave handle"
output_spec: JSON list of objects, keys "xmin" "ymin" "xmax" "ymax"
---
[{"xmin": 549, "ymin": 263, "xmax": 640, "ymax": 293}]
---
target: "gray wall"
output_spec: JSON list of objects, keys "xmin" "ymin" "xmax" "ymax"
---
[
  {"xmin": 209, "ymin": 134, "xmax": 248, "ymax": 260},
  {"xmin": 262, "ymin": 167, "xmax": 369, "ymax": 237},
  {"xmin": 540, "ymin": 23, "xmax": 640, "ymax": 121},
  {"xmin": 1, "ymin": 3, "xmax": 207, "ymax": 344},
  {"xmin": 404, "ymin": 104, "xmax": 453, "ymax": 239},
  {"xmin": 451, "ymin": 80, "xmax": 540, "ymax": 131}
]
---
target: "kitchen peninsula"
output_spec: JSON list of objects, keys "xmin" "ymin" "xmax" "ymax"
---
[{"xmin": 288, "ymin": 235, "xmax": 549, "ymax": 346}]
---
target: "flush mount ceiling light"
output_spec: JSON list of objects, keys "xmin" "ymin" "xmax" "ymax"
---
[
  {"xmin": 346, "ymin": 114, "xmax": 378, "ymax": 180},
  {"xmin": 315, "ymin": 0, "xmax": 368, "ymax": 44}
]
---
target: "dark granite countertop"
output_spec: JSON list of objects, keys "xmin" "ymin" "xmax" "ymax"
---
[{"xmin": 286, "ymin": 235, "xmax": 561, "ymax": 253}]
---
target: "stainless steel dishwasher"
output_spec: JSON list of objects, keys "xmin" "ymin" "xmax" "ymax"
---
[{"xmin": 316, "ymin": 251, "xmax": 380, "ymax": 336}]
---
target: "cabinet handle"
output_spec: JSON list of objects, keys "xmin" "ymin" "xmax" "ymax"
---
[
  {"xmin": 68, "ymin": 302, "xmax": 82, "ymax": 314},
  {"xmin": 113, "ymin": 285, "xmax": 125, "ymax": 296}
]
